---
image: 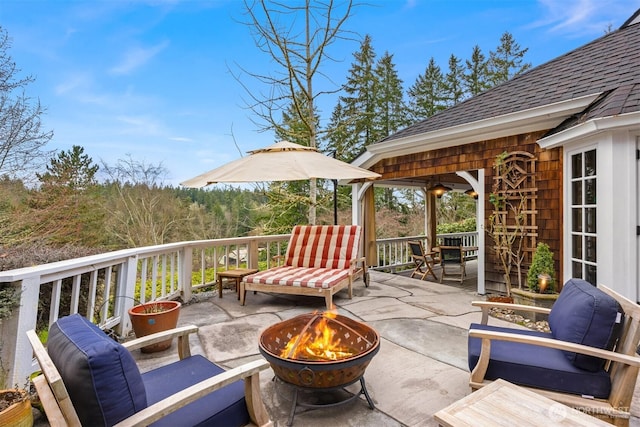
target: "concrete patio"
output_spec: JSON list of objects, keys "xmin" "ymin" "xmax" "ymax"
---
[{"xmin": 130, "ymin": 267, "xmax": 640, "ymax": 427}]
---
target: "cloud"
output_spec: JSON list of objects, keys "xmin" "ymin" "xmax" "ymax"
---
[
  {"xmin": 55, "ymin": 73, "xmax": 91, "ymax": 96},
  {"xmin": 170, "ymin": 136, "xmax": 193, "ymax": 143},
  {"xmin": 530, "ymin": 0, "xmax": 636, "ymax": 36},
  {"xmin": 109, "ymin": 40, "xmax": 170, "ymax": 75},
  {"xmin": 116, "ymin": 114, "xmax": 166, "ymax": 136}
]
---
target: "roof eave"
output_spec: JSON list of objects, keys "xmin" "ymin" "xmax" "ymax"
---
[
  {"xmin": 353, "ymin": 94, "xmax": 600, "ymax": 170},
  {"xmin": 537, "ymin": 111, "xmax": 640, "ymax": 149}
]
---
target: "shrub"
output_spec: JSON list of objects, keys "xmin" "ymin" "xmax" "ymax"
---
[{"xmin": 527, "ymin": 242, "xmax": 555, "ymax": 293}]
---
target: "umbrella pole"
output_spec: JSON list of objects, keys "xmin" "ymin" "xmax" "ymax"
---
[{"xmin": 333, "ymin": 179, "xmax": 338, "ymax": 225}]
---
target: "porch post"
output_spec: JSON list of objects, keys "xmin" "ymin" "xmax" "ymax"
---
[
  {"xmin": 426, "ymin": 189, "xmax": 437, "ymax": 251},
  {"xmin": 363, "ymin": 185, "xmax": 377, "ymax": 267},
  {"xmin": 477, "ymin": 169, "xmax": 486, "ymax": 294}
]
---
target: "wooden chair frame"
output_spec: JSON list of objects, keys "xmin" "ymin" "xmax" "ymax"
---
[
  {"xmin": 407, "ymin": 240, "xmax": 438, "ymax": 281},
  {"xmin": 439, "ymin": 245, "xmax": 466, "ymax": 284},
  {"xmin": 469, "ymin": 285, "xmax": 640, "ymax": 426},
  {"xmin": 27, "ymin": 325, "xmax": 273, "ymax": 427}
]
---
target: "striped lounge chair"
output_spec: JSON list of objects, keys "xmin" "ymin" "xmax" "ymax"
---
[{"xmin": 240, "ymin": 225, "xmax": 368, "ymax": 310}]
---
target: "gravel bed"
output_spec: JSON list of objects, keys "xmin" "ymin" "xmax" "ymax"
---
[{"xmin": 489, "ymin": 307, "xmax": 551, "ymax": 333}]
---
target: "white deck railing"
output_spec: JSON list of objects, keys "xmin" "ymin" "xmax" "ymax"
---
[
  {"xmin": 374, "ymin": 232, "xmax": 479, "ymax": 272},
  {"xmin": 1, "ymin": 230, "xmax": 477, "ymax": 386},
  {"xmin": 0, "ymin": 235, "xmax": 289, "ymax": 386}
]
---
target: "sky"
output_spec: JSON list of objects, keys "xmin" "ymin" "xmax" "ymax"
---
[{"xmin": 1, "ymin": 0, "xmax": 639, "ymax": 187}]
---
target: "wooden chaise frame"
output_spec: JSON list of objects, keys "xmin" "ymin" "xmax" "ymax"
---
[
  {"xmin": 241, "ymin": 258, "xmax": 366, "ymax": 310},
  {"xmin": 240, "ymin": 225, "xmax": 368, "ymax": 310}
]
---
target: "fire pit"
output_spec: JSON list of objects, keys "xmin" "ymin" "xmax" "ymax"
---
[{"xmin": 259, "ymin": 311, "xmax": 380, "ymax": 425}]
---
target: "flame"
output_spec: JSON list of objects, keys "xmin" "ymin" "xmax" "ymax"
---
[{"xmin": 280, "ymin": 310, "xmax": 356, "ymax": 361}]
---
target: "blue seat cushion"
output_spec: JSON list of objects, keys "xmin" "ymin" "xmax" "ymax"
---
[
  {"xmin": 549, "ymin": 278, "xmax": 625, "ymax": 371},
  {"xmin": 144, "ymin": 355, "xmax": 249, "ymax": 427},
  {"xmin": 468, "ymin": 323, "xmax": 611, "ymax": 398},
  {"xmin": 47, "ymin": 314, "xmax": 147, "ymax": 427}
]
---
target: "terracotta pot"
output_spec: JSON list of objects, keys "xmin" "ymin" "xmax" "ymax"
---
[
  {"xmin": 0, "ymin": 389, "xmax": 33, "ymax": 427},
  {"xmin": 128, "ymin": 301, "xmax": 181, "ymax": 353}
]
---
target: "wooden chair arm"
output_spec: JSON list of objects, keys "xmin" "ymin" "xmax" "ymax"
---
[
  {"xmin": 469, "ymin": 328, "xmax": 640, "ymax": 375},
  {"xmin": 113, "ymin": 358, "xmax": 273, "ymax": 427},
  {"xmin": 471, "ymin": 301, "xmax": 552, "ymax": 325},
  {"xmin": 349, "ymin": 256, "xmax": 366, "ymax": 267},
  {"xmin": 32, "ymin": 374, "xmax": 70, "ymax": 427},
  {"xmin": 349, "ymin": 256, "xmax": 367, "ymax": 276},
  {"xmin": 122, "ymin": 325, "xmax": 198, "ymax": 359},
  {"xmin": 27, "ymin": 329, "xmax": 82, "ymax": 426}
]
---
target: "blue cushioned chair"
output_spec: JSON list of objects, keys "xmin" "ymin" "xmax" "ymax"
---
[
  {"xmin": 27, "ymin": 314, "xmax": 273, "ymax": 427},
  {"xmin": 468, "ymin": 279, "xmax": 640, "ymax": 426}
]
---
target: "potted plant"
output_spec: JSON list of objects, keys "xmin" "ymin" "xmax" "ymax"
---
[
  {"xmin": 527, "ymin": 242, "xmax": 556, "ymax": 293},
  {"xmin": 0, "ymin": 285, "xmax": 33, "ymax": 427},
  {"xmin": 128, "ymin": 300, "xmax": 181, "ymax": 353},
  {"xmin": 510, "ymin": 242, "xmax": 558, "ymax": 322},
  {"xmin": 0, "ymin": 388, "xmax": 32, "ymax": 427}
]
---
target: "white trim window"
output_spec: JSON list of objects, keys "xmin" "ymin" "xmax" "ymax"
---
[{"xmin": 569, "ymin": 149, "xmax": 597, "ymax": 284}]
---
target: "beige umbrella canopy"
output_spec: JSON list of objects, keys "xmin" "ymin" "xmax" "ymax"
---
[{"xmin": 180, "ymin": 140, "xmax": 380, "ymax": 187}]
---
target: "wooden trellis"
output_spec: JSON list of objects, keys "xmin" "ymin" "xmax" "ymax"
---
[{"xmin": 489, "ymin": 151, "xmax": 538, "ymax": 288}]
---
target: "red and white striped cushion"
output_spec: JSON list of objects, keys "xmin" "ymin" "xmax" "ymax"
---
[
  {"xmin": 244, "ymin": 266, "xmax": 350, "ymax": 289},
  {"xmin": 284, "ymin": 225, "xmax": 361, "ymax": 269}
]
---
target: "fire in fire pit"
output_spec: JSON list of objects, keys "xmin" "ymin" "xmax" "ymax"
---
[
  {"xmin": 259, "ymin": 311, "xmax": 380, "ymax": 389},
  {"xmin": 279, "ymin": 311, "xmax": 361, "ymax": 361}
]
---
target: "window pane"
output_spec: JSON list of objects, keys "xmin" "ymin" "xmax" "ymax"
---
[
  {"xmin": 572, "ymin": 153, "xmax": 582, "ymax": 178},
  {"xmin": 572, "ymin": 208, "xmax": 582, "ymax": 232},
  {"xmin": 572, "ymin": 234, "xmax": 582, "ymax": 258},
  {"xmin": 585, "ymin": 236, "xmax": 597, "ymax": 262},
  {"xmin": 585, "ymin": 208, "xmax": 596, "ymax": 233},
  {"xmin": 585, "ymin": 265, "xmax": 597, "ymax": 285},
  {"xmin": 572, "ymin": 261, "xmax": 583, "ymax": 278},
  {"xmin": 585, "ymin": 150, "xmax": 596, "ymax": 176},
  {"xmin": 572, "ymin": 181, "xmax": 582, "ymax": 204},
  {"xmin": 585, "ymin": 178, "xmax": 596, "ymax": 204}
]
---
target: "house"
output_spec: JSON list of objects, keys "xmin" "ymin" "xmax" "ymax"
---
[{"xmin": 351, "ymin": 9, "xmax": 640, "ymax": 302}]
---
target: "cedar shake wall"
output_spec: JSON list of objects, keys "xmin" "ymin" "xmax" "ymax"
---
[{"xmin": 369, "ymin": 130, "xmax": 563, "ymax": 294}]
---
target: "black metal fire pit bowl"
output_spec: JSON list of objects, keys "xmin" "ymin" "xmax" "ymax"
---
[{"xmin": 258, "ymin": 312, "xmax": 380, "ymax": 389}]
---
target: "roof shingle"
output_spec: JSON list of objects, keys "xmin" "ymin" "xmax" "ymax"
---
[{"xmin": 382, "ymin": 11, "xmax": 640, "ymax": 143}]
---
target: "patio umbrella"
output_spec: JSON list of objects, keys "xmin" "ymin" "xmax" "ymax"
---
[
  {"xmin": 180, "ymin": 140, "xmax": 380, "ymax": 187},
  {"xmin": 180, "ymin": 140, "xmax": 380, "ymax": 225}
]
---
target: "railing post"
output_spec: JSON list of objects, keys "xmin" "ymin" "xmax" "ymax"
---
[
  {"xmin": 2, "ymin": 278, "xmax": 40, "ymax": 386},
  {"xmin": 179, "ymin": 247, "xmax": 193, "ymax": 302},
  {"xmin": 116, "ymin": 256, "xmax": 138, "ymax": 338},
  {"xmin": 248, "ymin": 239, "xmax": 259, "ymax": 270}
]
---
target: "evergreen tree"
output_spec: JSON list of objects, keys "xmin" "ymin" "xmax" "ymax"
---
[
  {"xmin": 373, "ymin": 51, "xmax": 409, "ymax": 210},
  {"xmin": 373, "ymin": 51, "xmax": 410, "ymax": 140},
  {"xmin": 338, "ymin": 34, "xmax": 377, "ymax": 159},
  {"xmin": 407, "ymin": 57, "xmax": 447, "ymax": 122},
  {"xmin": 488, "ymin": 31, "xmax": 532, "ymax": 86},
  {"xmin": 36, "ymin": 145, "xmax": 98, "ymax": 191},
  {"xmin": 324, "ymin": 101, "xmax": 353, "ymax": 160},
  {"xmin": 30, "ymin": 145, "xmax": 103, "ymax": 245},
  {"xmin": 443, "ymin": 54, "xmax": 466, "ymax": 107},
  {"xmin": 463, "ymin": 45, "xmax": 491, "ymax": 96}
]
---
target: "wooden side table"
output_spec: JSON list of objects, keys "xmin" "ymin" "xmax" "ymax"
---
[
  {"xmin": 434, "ymin": 379, "xmax": 610, "ymax": 426},
  {"xmin": 217, "ymin": 268, "xmax": 259, "ymax": 299}
]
